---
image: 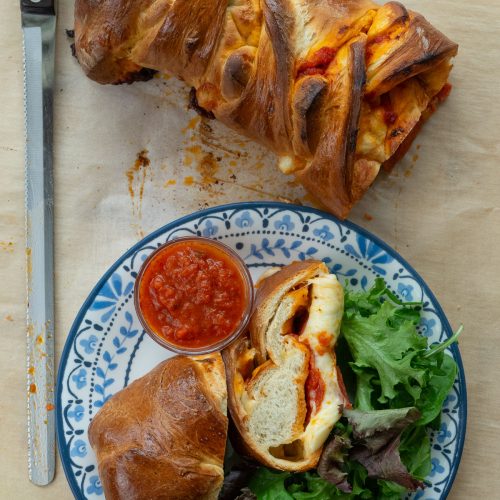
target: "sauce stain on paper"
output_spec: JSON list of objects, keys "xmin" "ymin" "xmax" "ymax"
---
[
  {"xmin": 126, "ymin": 150, "xmax": 152, "ymax": 238},
  {"xmin": 177, "ymin": 112, "xmax": 304, "ymax": 206},
  {"xmin": 404, "ymin": 152, "xmax": 419, "ymax": 178},
  {"xmin": 182, "ymin": 116, "xmax": 201, "ymax": 134}
]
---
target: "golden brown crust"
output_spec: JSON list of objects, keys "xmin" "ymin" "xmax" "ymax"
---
[
  {"xmin": 295, "ymin": 37, "xmax": 367, "ymax": 218},
  {"xmin": 88, "ymin": 355, "xmax": 228, "ymax": 500},
  {"xmin": 74, "ymin": 0, "xmax": 458, "ymax": 218},
  {"xmin": 250, "ymin": 259, "xmax": 327, "ymax": 362}
]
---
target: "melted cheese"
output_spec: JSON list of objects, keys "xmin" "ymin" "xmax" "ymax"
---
[{"xmin": 299, "ymin": 274, "xmax": 345, "ymax": 455}]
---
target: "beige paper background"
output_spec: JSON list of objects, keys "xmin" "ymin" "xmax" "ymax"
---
[{"xmin": 1, "ymin": 0, "xmax": 499, "ymax": 497}]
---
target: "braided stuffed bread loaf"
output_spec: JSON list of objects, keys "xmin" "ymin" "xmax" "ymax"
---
[{"xmin": 74, "ymin": 0, "xmax": 457, "ymax": 218}]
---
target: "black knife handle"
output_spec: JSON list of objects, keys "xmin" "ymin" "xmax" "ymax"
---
[{"xmin": 21, "ymin": 0, "xmax": 55, "ymax": 15}]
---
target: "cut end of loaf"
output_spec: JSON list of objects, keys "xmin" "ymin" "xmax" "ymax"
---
[{"xmin": 224, "ymin": 261, "xmax": 349, "ymax": 471}]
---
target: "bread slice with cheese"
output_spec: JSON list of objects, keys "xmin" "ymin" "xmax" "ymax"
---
[{"xmin": 223, "ymin": 260, "xmax": 349, "ymax": 471}]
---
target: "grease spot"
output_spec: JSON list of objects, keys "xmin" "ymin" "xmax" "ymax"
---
[
  {"xmin": 0, "ymin": 241, "xmax": 14, "ymax": 253},
  {"xmin": 182, "ymin": 116, "xmax": 201, "ymax": 134},
  {"xmin": 186, "ymin": 145, "xmax": 202, "ymax": 155},
  {"xmin": 197, "ymin": 153, "xmax": 219, "ymax": 185},
  {"xmin": 26, "ymin": 247, "xmax": 32, "ymax": 278}
]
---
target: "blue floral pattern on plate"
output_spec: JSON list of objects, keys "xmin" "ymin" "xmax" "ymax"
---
[{"xmin": 57, "ymin": 202, "xmax": 466, "ymax": 499}]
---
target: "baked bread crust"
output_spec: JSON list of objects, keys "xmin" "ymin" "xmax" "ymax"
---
[
  {"xmin": 88, "ymin": 354, "xmax": 228, "ymax": 500},
  {"xmin": 74, "ymin": 0, "xmax": 458, "ymax": 218}
]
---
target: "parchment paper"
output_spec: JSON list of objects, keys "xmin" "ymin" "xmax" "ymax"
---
[{"xmin": 1, "ymin": 0, "xmax": 499, "ymax": 497}]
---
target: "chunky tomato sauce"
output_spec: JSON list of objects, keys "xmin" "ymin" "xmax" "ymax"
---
[
  {"xmin": 297, "ymin": 47, "xmax": 338, "ymax": 77},
  {"xmin": 138, "ymin": 240, "xmax": 247, "ymax": 348}
]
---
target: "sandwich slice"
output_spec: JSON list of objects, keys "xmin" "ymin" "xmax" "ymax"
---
[{"xmin": 223, "ymin": 260, "xmax": 349, "ymax": 471}]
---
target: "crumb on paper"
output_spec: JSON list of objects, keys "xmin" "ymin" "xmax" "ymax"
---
[
  {"xmin": 28, "ymin": 366, "xmax": 35, "ymax": 375},
  {"xmin": 404, "ymin": 169, "xmax": 412, "ymax": 178},
  {"xmin": 416, "ymin": 144, "xmax": 421, "ymax": 150},
  {"xmin": 46, "ymin": 404, "xmax": 55, "ymax": 411},
  {"xmin": 184, "ymin": 176, "xmax": 194, "ymax": 186},
  {"xmin": 36, "ymin": 335, "xmax": 44, "ymax": 345},
  {"xmin": 363, "ymin": 213, "xmax": 374, "ymax": 221},
  {"xmin": 5, "ymin": 315, "xmax": 13, "ymax": 322},
  {"xmin": 412, "ymin": 154, "xmax": 419, "ymax": 163},
  {"xmin": 29, "ymin": 383, "xmax": 37, "ymax": 394}
]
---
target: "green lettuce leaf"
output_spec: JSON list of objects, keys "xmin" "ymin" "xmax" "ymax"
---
[
  {"xmin": 399, "ymin": 425, "xmax": 432, "ymax": 481},
  {"xmin": 248, "ymin": 469, "xmax": 293, "ymax": 500},
  {"xmin": 377, "ymin": 480, "xmax": 408, "ymax": 500},
  {"xmin": 342, "ymin": 300, "xmax": 427, "ymax": 404},
  {"xmin": 290, "ymin": 473, "xmax": 344, "ymax": 499},
  {"xmin": 415, "ymin": 353, "xmax": 457, "ymax": 426}
]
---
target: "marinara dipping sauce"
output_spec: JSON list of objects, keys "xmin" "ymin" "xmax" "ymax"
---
[{"xmin": 135, "ymin": 237, "xmax": 253, "ymax": 354}]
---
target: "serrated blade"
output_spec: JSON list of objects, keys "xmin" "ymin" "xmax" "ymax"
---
[{"xmin": 22, "ymin": 4, "xmax": 56, "ymax": 486}]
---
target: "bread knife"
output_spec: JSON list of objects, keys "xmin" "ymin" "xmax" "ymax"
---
[{"xmin": 21, "ymin": 0, "xmax": 57, "ymax": 486}]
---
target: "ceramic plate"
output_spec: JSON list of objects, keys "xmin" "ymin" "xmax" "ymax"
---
[{"xmin": 57, "ymin": 202, "xmax": 467, "ymax": 499}]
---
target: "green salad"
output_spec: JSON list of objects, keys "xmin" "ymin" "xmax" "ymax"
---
[{"xmin": 221, "ymin": 279, "xmax": 461, "ymax": 500}]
